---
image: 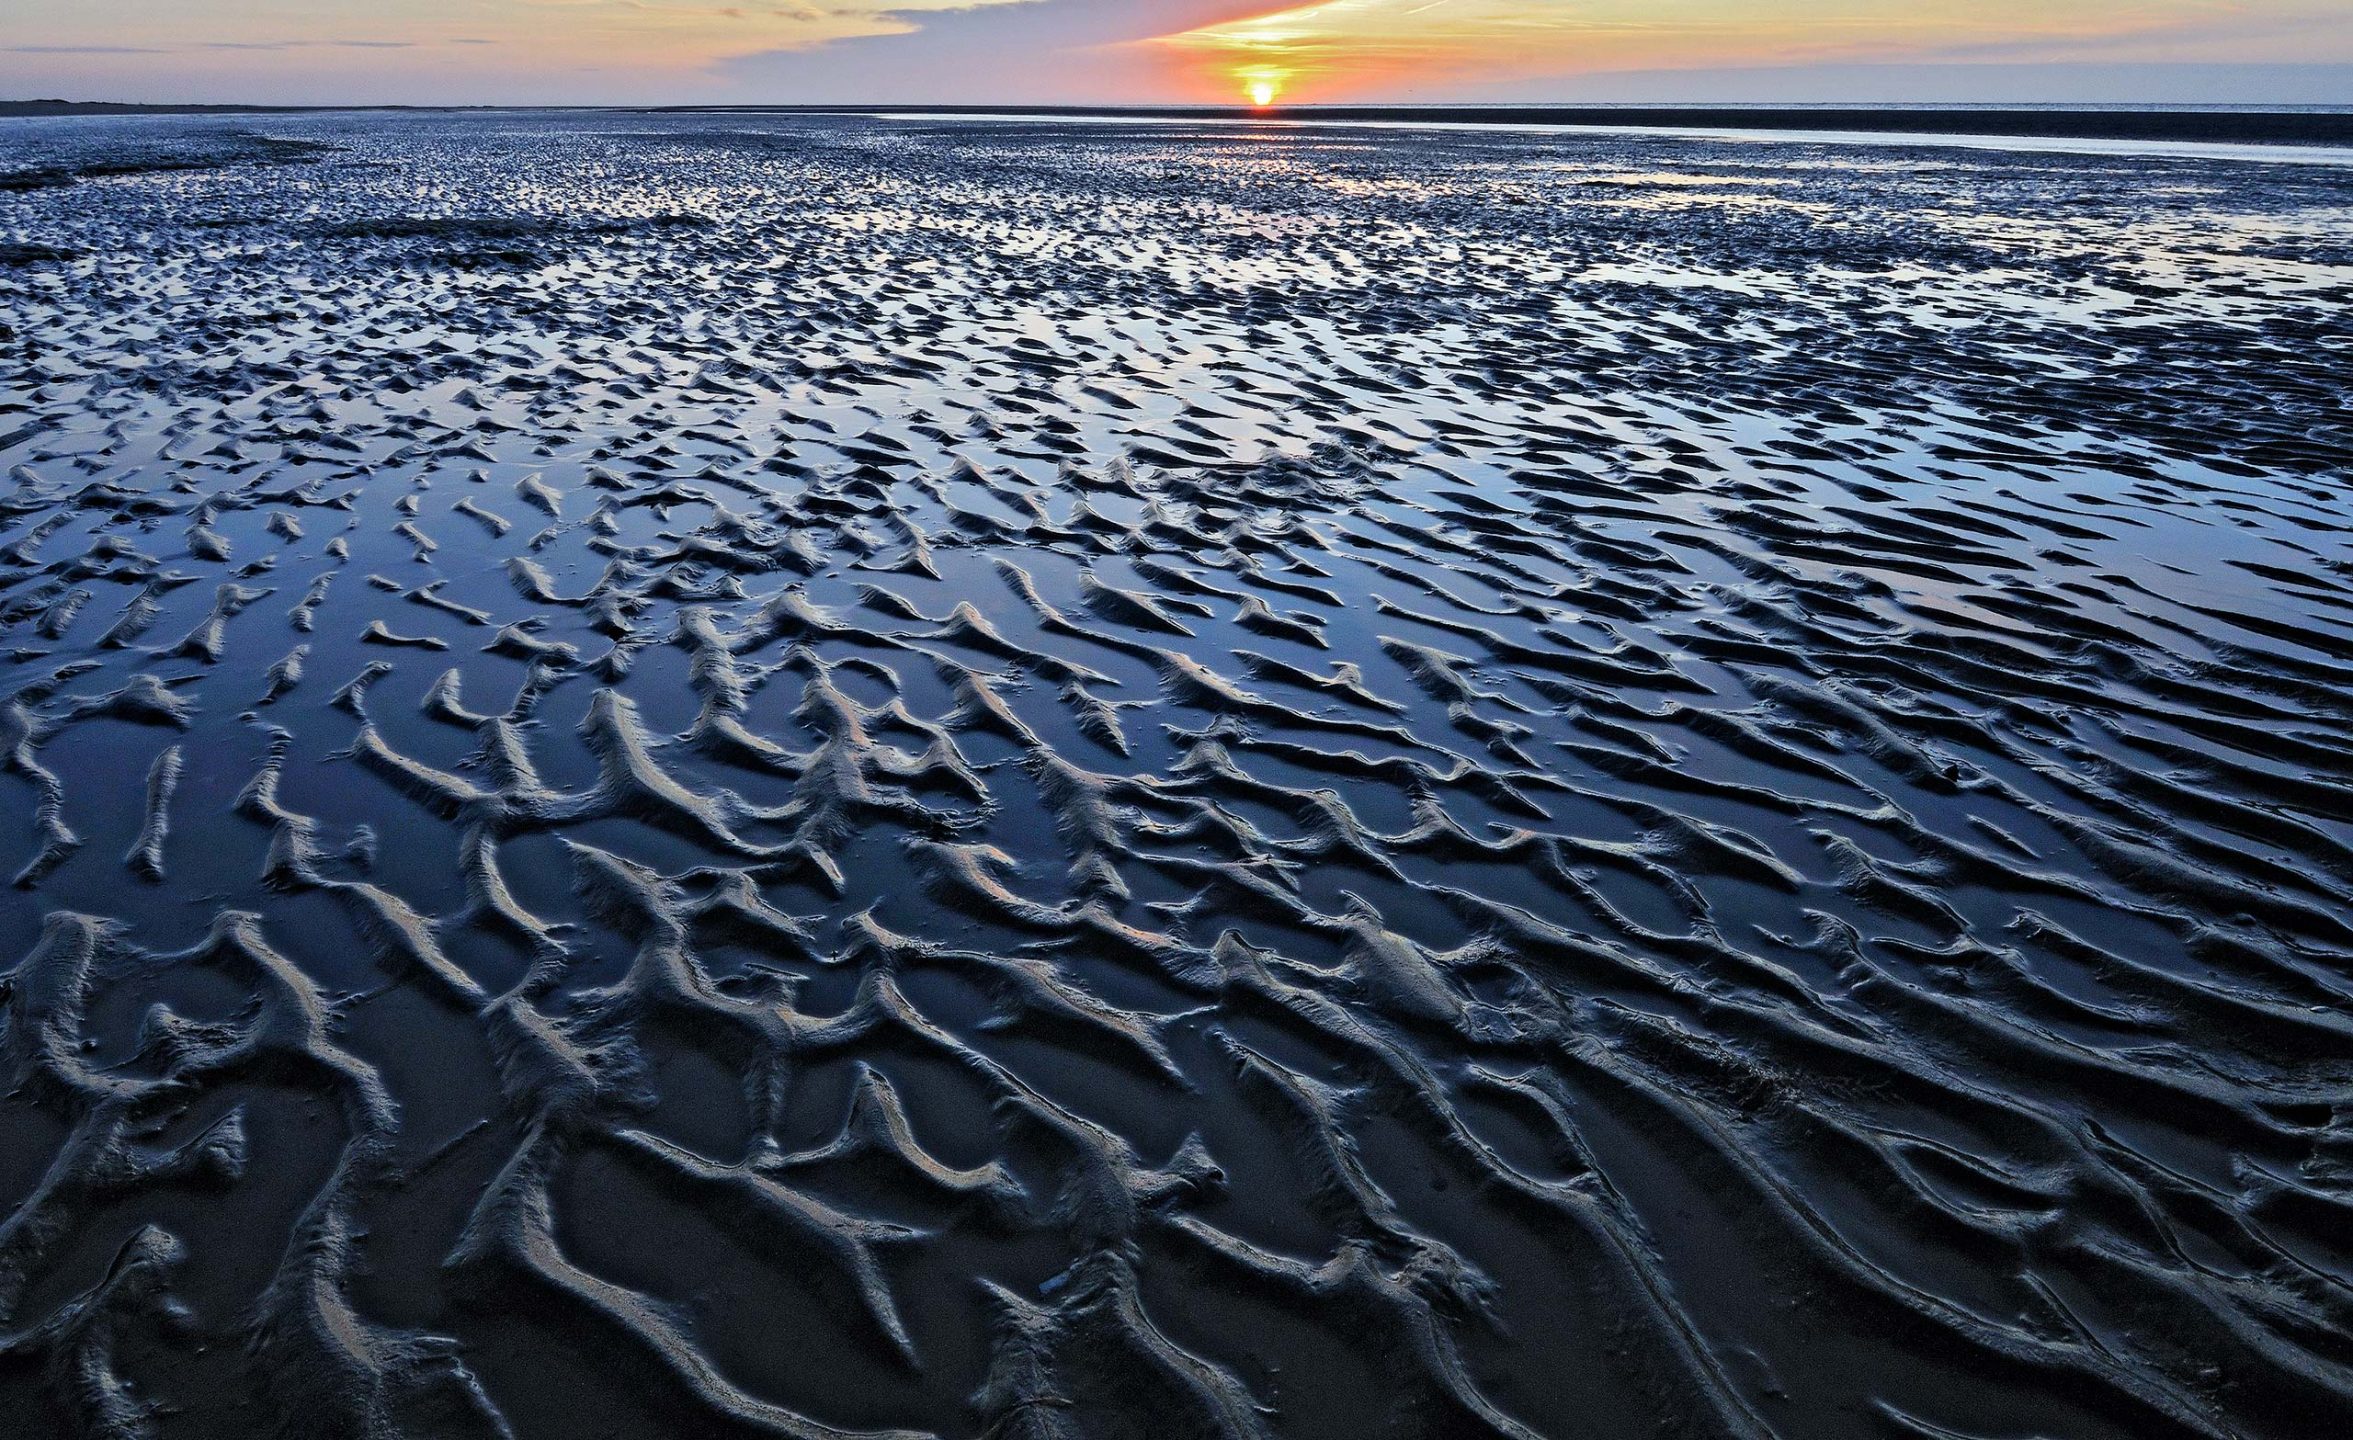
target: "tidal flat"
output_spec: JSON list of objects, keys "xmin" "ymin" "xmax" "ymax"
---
[{"xmin": 1, "ymin": 111, "xmax": 2350, "ymax": 1439}]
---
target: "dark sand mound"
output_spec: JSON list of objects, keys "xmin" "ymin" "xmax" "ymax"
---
[
  {"xmin": 0, "ymin": 130, "xmax": 329, "ymax": 192},
  {"xmin": 1, "ymin": 111, "xmax": 2350, "ymax": 1440}
]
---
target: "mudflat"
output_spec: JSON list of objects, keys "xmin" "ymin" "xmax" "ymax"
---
[{"xmin": 1, "ymin": 111, "xmax": 2349, "ymax": 1439}]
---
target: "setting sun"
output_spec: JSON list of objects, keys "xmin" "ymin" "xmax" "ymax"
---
[{"xmin": 1238, "ymin": 64, "xmax": 1289, "ymax": 107}]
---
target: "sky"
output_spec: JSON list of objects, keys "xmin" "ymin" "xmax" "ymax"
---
[{"xmin": 5, "ymin": 0, "xmax": 2351, "ymax": 107}]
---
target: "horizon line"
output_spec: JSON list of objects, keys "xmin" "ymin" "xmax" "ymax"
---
[{"xmin": 10, "ymin": 98, "xmax": 2353, "ymax": 144}]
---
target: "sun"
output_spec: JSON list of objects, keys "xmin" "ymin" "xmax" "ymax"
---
[{"xmin": 1235, "ymin": 65, "xmax": 1289, "ymax": 108}]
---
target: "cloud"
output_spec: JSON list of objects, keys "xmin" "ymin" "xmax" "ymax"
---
[
  {"xmin": 711, "ymin": 0, "xmax": 1280, "ymax": 98},
  {"xmin": 4, "ymin": 44, "xmax": 174, "ymax": 55}
]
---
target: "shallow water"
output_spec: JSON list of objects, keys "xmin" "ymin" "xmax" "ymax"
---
[{"xmin": 2, "ymin": 112, "xmax": 2350, "ymax": 1440}]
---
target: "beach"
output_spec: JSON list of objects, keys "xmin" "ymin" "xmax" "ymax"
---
[{"xmin": 2, "ymin": 110, "xmax": 2350, "ymax": 1438}]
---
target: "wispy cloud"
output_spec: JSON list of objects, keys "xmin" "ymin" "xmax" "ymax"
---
[
  {"xmin": 5, "ymin": 0, "xmax": 1048, "ymax": 75},
  {"xmin": 6, "ymin": 44, "xmax": 174, "ymax": 55},
  {"xmin": 195, "ymin": 40, "xmax": 417, "ymax": 52}
]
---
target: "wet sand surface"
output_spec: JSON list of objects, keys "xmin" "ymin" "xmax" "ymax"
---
[{"xmin": 2, "ymin": 112, "xmax": 2350, "ymax": 1439}]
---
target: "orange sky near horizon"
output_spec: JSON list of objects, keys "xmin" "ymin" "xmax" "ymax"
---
[{"xmin": 1141, "ymin": 0, "xmax": 2346, "ymax": 107}]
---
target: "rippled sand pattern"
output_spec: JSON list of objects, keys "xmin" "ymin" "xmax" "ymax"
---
[{"xmin": 3, "ymin": 114, "xmax": 2352, "ymax": 1439}]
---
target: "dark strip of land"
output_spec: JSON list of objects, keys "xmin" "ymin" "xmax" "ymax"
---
[
  {"xmin": 8, "ymin": 98, "xmax": 2351, "ymax": 145},
  {"xmin": 695, "ymin": 105, "xmax": 2353, "ymax": 145},
  {"xmin": 3, "ymin": 100, "xmax": 313, "ymax": 116}
]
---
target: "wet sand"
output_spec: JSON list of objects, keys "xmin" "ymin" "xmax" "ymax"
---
[{"xmin": 2, "ymin": 112, "xmax": 2351, "ymax": 1439}]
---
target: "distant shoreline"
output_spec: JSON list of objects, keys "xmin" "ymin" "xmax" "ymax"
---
[{"xmin": 7, "ymin": 98, "xmax": 2352, "ymax": 145}]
